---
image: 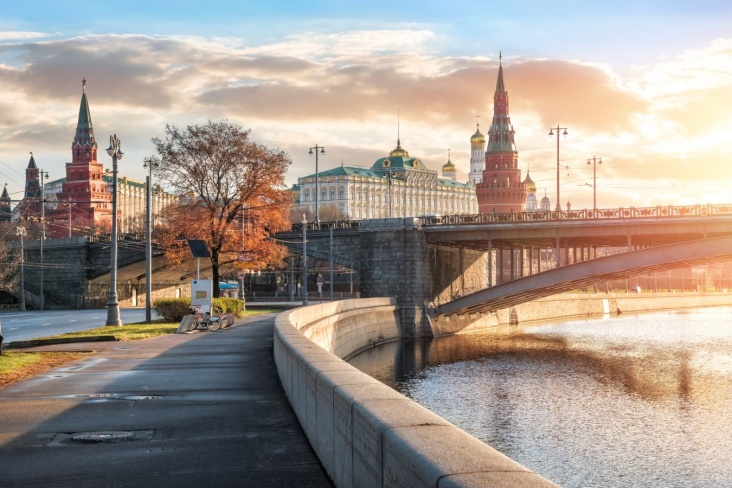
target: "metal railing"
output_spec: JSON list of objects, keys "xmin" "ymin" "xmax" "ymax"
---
[
  {"xmin": 419, "ymin": 203, "xmax": 732, "ymax": 226},
  {"xmin": 284, "ymin": 204, "xmax": 732, "ymax": 233}
]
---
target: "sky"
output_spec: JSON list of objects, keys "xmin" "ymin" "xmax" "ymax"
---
[{"xmin": 0, "ymin": 0, "xmax": 731, "ymax": 210}]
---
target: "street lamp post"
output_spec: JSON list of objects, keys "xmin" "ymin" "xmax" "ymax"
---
[
  {"xmin": 39, "ymin": 168, "xmax": 49, "ymax": 310},
  {"xmin": 386, "ymin": 168, "xmax": 395, "ymax": 218},
  {"xmin": 549, "ymin": 125, "xmax": 568, "ymax": 212},
  {"xmin": 587, "ymin": 156, "xmax": 602, "ymax": 213},
  {"xmin": 143, "ymin": 158, "xmax": 157, "ymax": 323},
  {"xmin": 302, "ymin": 214, "xmax": 308, "ymax": 306},
  {"xmin": 308, "ymin": 145, "xmax": 325, "ymax": 224},
  {"xmin": 16, "ymin": 226, "xmax": 26, "ymax": 312},
  {"xmin": 105, "ymin": 134, "xmax": 124, "ymax": 326}
]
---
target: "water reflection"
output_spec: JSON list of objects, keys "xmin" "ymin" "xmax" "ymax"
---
[{"xmin": 348, "ymin": 307, "xmax": 732, "ymax": 488}]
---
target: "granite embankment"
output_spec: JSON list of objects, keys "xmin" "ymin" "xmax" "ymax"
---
[{"xmin": 273, "ymin": 298, "xmax": 558, "ymax": 488}]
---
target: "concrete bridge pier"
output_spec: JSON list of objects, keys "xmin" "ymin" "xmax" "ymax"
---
[{"xmin": 358, "ymin": 219, "xmax": 434, "ymax": 337}]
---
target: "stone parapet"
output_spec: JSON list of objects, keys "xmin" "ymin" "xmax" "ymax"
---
[{"xmin": 274, "ymin": 298, "xmax": 557, "ymax": 488}]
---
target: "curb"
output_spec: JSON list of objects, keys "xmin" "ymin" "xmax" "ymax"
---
[{"xmin": 6, "ymin": 335, "xmax": 119, "ymax": 349}]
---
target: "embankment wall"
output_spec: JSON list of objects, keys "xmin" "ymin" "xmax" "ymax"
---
[
  {"xmin": 273, "ymin": 298, "xmax": 557, "ymax": 488},
  {"xmin": 447, "ymin": 292, "xmax": 732, "ymax": 334}
]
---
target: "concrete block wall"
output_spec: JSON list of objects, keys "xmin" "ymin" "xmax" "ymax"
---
[
  {"xmin": 19, "ymin": 238, "xmax": 88, "ymax": 308},
  {"xmin": 274, "ymin": 298, "xmax": 558, "ymax": 488},
  {"xmin": 430, "ymin": 245, "xmax": 488, "ymax": 307}
]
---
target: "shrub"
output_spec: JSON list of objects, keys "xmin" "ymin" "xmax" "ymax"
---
[
  {"xmin": 153, "ymin": 298, "xmax": 191, "ymax": 322},
  {"xmin": 212, "ymin": 297, "xmax": 246, "ymax": 315}
]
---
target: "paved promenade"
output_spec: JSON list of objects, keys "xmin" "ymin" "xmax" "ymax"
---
[{"xmin": 0, "ymin": 314, "xmax": 333, "ymax": 487}]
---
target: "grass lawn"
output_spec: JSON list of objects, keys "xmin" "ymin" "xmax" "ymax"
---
[
  {"xmin": 0, "ymin": 308, "xmax": 281, "ymax": 388},
  {"xmin": 33, "ymin": 308, "xmax": 282, "ymax": 341},
  {"xmin": 0, "ymin": 351, "xmax": 92, "ymax": 388}
]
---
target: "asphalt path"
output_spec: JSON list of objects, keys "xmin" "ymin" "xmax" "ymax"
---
[
  {"xmin": 0, "ymin": 308, "xmax": 159, "ymax": 343},
  {"xmin": 0, "ymin": 314, "xmax": 333, "ymax": 487}
]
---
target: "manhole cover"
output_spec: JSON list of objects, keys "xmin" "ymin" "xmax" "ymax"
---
[
  {"xmin": 70, "ymin": 430, "xmax": 154, "ymax": 444},
  {"xmin": 72, "ymin": 431, "xmax": 136, "ymax": 443}
]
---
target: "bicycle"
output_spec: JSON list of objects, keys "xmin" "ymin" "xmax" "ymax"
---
[{"xmin": 188, "ymin": 306, "xmax": 222, "ymax": 332}]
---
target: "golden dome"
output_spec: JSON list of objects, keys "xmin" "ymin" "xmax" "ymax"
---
[
  {"xmin": 471, "ymin": 126, "xmax": 485, "ymax": 144},
  {"xmin": 442, "ymin": 160, "xmax": 457, "ymax": 171},
  {"xmin": 523, "ymin": 171, "xmax": 537, "ymax": 193}
]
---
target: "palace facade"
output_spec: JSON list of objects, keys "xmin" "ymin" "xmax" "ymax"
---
[{"xmin": 296, "ymin": 139, "xmax": 477, "ymax": 220}]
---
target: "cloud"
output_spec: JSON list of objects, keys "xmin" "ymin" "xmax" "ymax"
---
[
  {"xmin": 0, "ymin": 31, "xmax": 51, "ymax": 41},
  {"xmin": 0, "ymin": 30, "xmax": 730, "ymax": 210}
]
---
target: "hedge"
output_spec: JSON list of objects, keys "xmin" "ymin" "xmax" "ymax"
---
[
  {"xmin": 152, "ymin": 298, "xmax": 192, "ymax": 322},
  {"xmin": 153, "ymin": 297, "xmax": 246, "ymax": 322},
  {"xmin": 212, "ymin": 297, "xmax": 246, "ymax": 315}
]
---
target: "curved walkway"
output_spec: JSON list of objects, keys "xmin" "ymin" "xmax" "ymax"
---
[{"xmin": 0, "ymin": 314, "xmax": 333, "ymax": 487}]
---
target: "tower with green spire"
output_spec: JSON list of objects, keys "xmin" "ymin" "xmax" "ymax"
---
[
  {"xmin": 475, "ymin": 53, "xmax": 527, "ymax": 213},
  {"xmin": 51, "ymin": 79, "xmax": 112, "ymax": 236}
]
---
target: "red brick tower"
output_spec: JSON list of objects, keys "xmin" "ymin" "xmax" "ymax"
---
[
  {"xmin": 475, "ymin": 54, "xmax": 527, "ymax": 213},
  {"xmin": 16, "ymin": 153, "xmax": 42, "ymax": 220},
  {"xmin": 50, "ymin": 79, "xmax": 112, "ymax": 236}
]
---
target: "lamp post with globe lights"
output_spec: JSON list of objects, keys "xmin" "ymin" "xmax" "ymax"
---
[{"xmin": 105, "ymin": 134, "xmax": 124, "ymax": 326}]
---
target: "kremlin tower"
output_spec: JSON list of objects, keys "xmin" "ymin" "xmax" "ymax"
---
[
  {"xmin": 15, "ymin": 153, "xmax": 42, "ymax": 220},
  {"xmin": 48, "ymin": 80, "xmax": 112, "ymax": 236},
  {"xmin": 475, "ymin": 54, "xmax": 527, "ymax": 213}
]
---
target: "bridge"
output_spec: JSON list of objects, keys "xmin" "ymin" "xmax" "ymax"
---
[{"xmin": 277, "ymin": 203, "xmax": 732, "ymax": 335}]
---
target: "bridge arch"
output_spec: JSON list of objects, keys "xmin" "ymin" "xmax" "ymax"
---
[{"xmin": 436, "ymin": 235, "xmax": 732, "ymax": 317}]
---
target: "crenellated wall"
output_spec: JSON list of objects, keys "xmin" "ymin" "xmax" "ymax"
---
[{"xmin": 273, "ymin": 298, "xmax": 557, "ymax": 488}]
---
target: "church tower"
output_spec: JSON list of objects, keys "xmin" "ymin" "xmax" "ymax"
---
[
  {"xmin": 475, "ymin": 54, "xmax": 527, "ymax": 213},
  {"xmin": 468, "ymin": 120, "xmax": 485, "ymax": 185},
  {"xmin": 52, "ymin": 80, "xmax": 111, "ymax": 235}
]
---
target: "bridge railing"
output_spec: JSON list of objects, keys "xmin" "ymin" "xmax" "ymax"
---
[
  {"xmin": 289, "ymin": 219, "xmax": 362, "ymax": 232},
  {"xmin": 419, "ymin": 203, "xmax": 732, "ymax": 226}
]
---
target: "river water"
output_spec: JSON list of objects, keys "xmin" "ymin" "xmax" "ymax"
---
[{"xmin": 348, "ymin": 306, "xmax": 732, "ymax": 488}]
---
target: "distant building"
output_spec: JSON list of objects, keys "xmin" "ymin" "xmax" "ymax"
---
[
  {"xmin": 468, "ymin": 122, "xmax": 486, "ymax": 186},
  {"xmin": 297, "ymin": 139, "xmax": 477, "ymax": 220},
  {"xmin": 475, "ymin": 54, "xmax": 528, "ymax": 213},
  {"xmin": 13, "ymin": 154, "xmax": 43, "ymax": 222},
  {"xmin": 0, "ymin": 185, "xmax": 10, "ymax": 222},
  {"xmin": 524, "ymin": 170, "xmax": 537, "ymax": 212},
  {"xmin": 540, "ymin": 190, "xmax": 551, "ymax": 211}
]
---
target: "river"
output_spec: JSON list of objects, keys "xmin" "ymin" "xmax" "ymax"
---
[{"xmin": 348, "ymin": 306, "xmax": 732, "ymax": 488}]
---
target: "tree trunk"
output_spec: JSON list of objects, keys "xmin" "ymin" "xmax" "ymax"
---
[{"xmin": 210, "ymin": 249, "xmax": 220, "ymax": 298}]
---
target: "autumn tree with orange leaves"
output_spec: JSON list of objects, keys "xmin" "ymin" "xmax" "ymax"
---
[{"xmin": 150, "ymin": 120, "xmax": 292, "ymax": 297}]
